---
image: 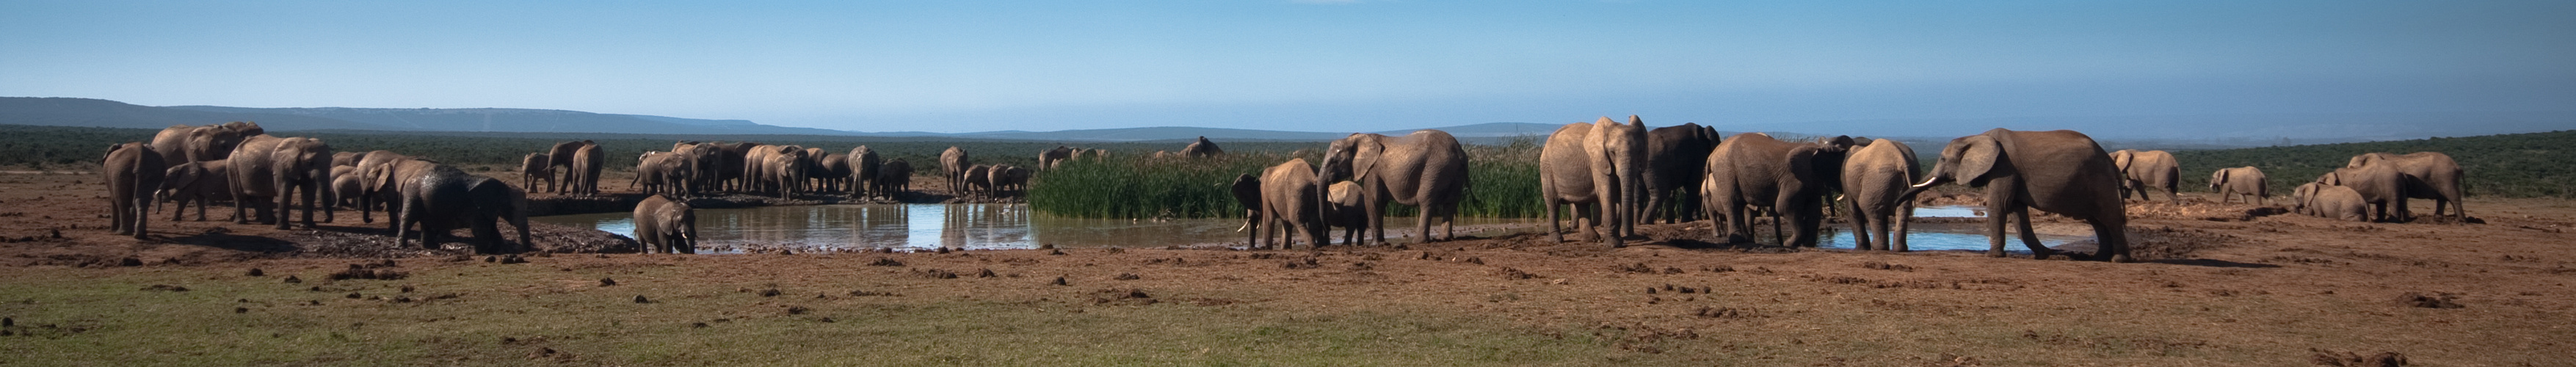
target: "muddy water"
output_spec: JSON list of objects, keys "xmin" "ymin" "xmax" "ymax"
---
[{"xmin": 532, "ymin": 204, "xmax": 1543, "ymax": 252}]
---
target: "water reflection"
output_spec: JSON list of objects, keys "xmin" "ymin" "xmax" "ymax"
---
[
  {"xmin": 1813, "ymin": 222, "xmax": 2079, "ymax": 252},
  {"xmin": 533, "ymin": 203, "xmax": 1537, "ymax": 252}
]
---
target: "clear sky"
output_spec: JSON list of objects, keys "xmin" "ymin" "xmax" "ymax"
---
[{"xmin": 3, "ymin": 1, "xmax": 2570, "ymax": 133}]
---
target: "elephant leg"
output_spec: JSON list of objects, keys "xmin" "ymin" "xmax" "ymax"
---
[
  {"xmin": 1365, "ymin": 192, "xmax": 1387, "ymax": 246},
  {"xmin": 473, "ymin": 215, "xmax": 504, "ymax": 254},
  {"xmin": 1845, "ymin": 200, "xmax": 1871, "ymax": 251},
  {"xmin": 2011, "ymin": 208, "xmax": 2054, "ymax": 258},
  {"xmin": 2089, "ymin": 218, "xmax": 2131, "ymax": 263},
  {"xmin": 1891, "ymin": 202, "xmax": 1912, "ymax": 252},
  {"xmin": 1546, "ymin": 197, "xmax": 1564, "ymax": 243},
  {"xmin": 1984, "ymin": 205, "xmax": 2009, "ymax": 257}
]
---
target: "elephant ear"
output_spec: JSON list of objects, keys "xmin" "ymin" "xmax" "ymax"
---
[
  {"xmin": 2111, "ymin": 150, "xmax": 2132, "ymax": 172},
  {"xmin": 2318, "ymin": 171, "xmax": 2340, "ymax": 186},
  {"xmin": 1352, "ymin": 137, "xmax": 1383, "ymax": 184},
  {"xmin": 1956, "ymin": 135, "xmax": 2003, "ymax": 186}
]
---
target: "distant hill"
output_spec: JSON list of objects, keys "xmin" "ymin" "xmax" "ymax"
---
[
  {"xmin": 0, "ymin": 97, "xmax": 396, "ymax": 131},
  {"xmin": 1719, "ymin": 111, "xmax": 2576, "ymax": 147},
  {"xmin": 160, "ymin": 105, "xmax": 856, "ymax": 136}
]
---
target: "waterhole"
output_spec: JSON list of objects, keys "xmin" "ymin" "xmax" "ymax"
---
[{"xmin": 533, "ymin": 203, "xmax": 1541, "ymax": 252}]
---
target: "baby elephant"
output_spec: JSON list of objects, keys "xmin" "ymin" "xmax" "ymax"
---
[
  {"xmin": 633, "ymin": 195, "xmax": 699, "ymax": 254},
  {"xmin": 2292, "ymin": 183, "xmax": 2370, "ymax": 222},
  {"xmin": 159, "ymin": 159, "xmax": 234, "ymax": 222},
  {"xmin": 2209, "ymin": 166, "xmax": 2268, "ymax": 206}
]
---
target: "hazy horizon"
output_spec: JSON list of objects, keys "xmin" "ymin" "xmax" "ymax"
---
[{"xmin": 4, "ymin": 1, "xmax": 2570, "ymax": 134}]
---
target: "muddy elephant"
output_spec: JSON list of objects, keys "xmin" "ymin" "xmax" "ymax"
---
[
  {"xmin": 1702, "ymin": 133, "xmax": 1847, "ymax": 247},
  {"xmin": 875, "ymin": 159, "xmax": 913, "ymax": 198},
  {"xmin": 1258, "ymin": 159, "xmax": 1327, "ymax": 250},
  {"xmin": 633, "ymin": 195, "xmax": 698, "ymax": 254},
  {"xmin": 352, "ymin": 150, "xmax": 418, "ymax": 224},
  {"xmin": 1183, "ymin": 137, "xmax": 1224, "ymax": 158},
  {"xmin": 1641, "ymin": 123, "xmax": 1719, "ymax": 224},
  {"xmin": 1539, "ymin": 117, "xmax": 1647, "ymax": 247},
  {"xmin": 543, "ymin": 141, "xmax": 592, "ymax": 193},
  {"xmin": 2317, "ymin": 158, "xmax": 2411, "ymax": 222},
  {"xmin": 1039, "ymin": 146, "xmax": 1077, "ymax": 169},
  {"xmin": 2209, "ymin": 166, "xmax": 2268, "ymax": 206},
  {"xmin": 393, "ymin": 164, "xmax": 531, "ymax": 254},
  {"xmin": 2292, "ymin": 182, "xmax": 2370, "ymax": 222},
  {"xmin": 1902, "ymin": 128, "xmax": 2132, "ymax": 262},
  {"xmin": 228, "ymin": 135, "xmax": 335, "ymax": 230},
  {"xmin": 104, "ymin": 142, "xmax": 167, "ymax": 239},
  {"xmin": 2349, "ymin": 152, "xmax": 2465, "ymax": 222},
  {"xmin": 848, "ymin": 146, "xmax": 882, "ymax": 199},
  {"xmin": 2111, "ymin": 150, "xmax": 2180, "ymax": 203},
  {"xmin": 1840, "ymin": 139, "xmax": 1920, "ymax": 251},
  {"xmin": 157, "ymin": 159, "xmax": 233, "ymax": 222},
  {"xmin": 1318, "ymin": 130, "xmax": 1470, "ymax": 245},
  {"xmin": 519, "ymin": 153, "xmax": 554, "ymax": 193},
  {"xmin": 1229, "ymin": 173, "xmax": 1266, "ymax": 247},
  {"xmin": 940, "ymin": 146, "xmax": 971, "ymax": 194}
]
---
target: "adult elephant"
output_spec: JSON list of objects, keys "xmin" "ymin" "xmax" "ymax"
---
[
  {"xmin": 2316, "ymin": 158, "xmax": 2410, "ymax": 222},
  {"xmin": 757, "ymin": 146, "xmax": 810, "ymax": 199},
  {"xmin": 961, "ymin": 164, "xmax": 993, "ymax": 200},
  {"xmin": 989, "ymin": 164, "xmax": 1028, "ymax": 196},
  {"xmin": 182, "ymin": 122, "xmax": 261, "ymax": 163},
  {"xmin": 2110, "ymin": 150, "xmax": 2180, "ymax": 203},
  {"xmin": 157, "ymin": 159, "xmax": 232, "ymax": 222},
  {"xmin": 631, "ymin": 151, "xmax": 676, "ymax": 196},
  {"xmin": 1702, "ymin": 133, "xmax": 1846, "ymax": 247},
  {"xmin": 104, "ymin": 142, "xmax": 167, "ymax": 239},
  {"xmin": 519, "ymin": 153, "xmax": 554, "ymax": 193},
  {"xmin": 352, "ymin": 150, "xmax": 417, "ymax": 223},
  {"xmin": 1840, "ymin": 139, "xmax": 1920, "ymax": 251},
  {"xmin": 876, "ymin": 159, "xmax": 913, "ymax": 198},
  {"xmin": 2209, "ymin": 166, "xmax": 2268, "ymax": 206},
  {"xmin": 1318, "ymin": 129, "xmax": 1470, "ymax": 245},
  {"xmin": 1229, "ymin": 173, "xmax": 1266, "ymax": 247},
  {"xmin": 633, "ymin": 195, "xmax": 698, "ymax": 254},
  {"xmin": 1901, "ymin": 128, "xmax": 2131, "ymax": 262},
  {"xmin": 1039, "ymin": 145, "xmax": 1077, "ymax": 169},
  {"xmin": 1641, "ymin": 123, "xmax": 1719, "ymax": 224},
  {"xmin": 817, "ymin": 153, "xmax": 851, "ymax": 194},
  {"xmin": 800, "ymin": 148, "xmax": 832, "ymax": 192},
  {"xmin": 1539, "ymin": 117, "xmax": 1647, "ymax": 247},
  {"xmin": 332, "ymin": 151, "xmax": 367, "ymax": 169},
  {"xmin": 2292, "ymin": 182, "xmax": 2370, "ymax": 222},
  {"xmin": 2349, "ymin": 152, "xmax": 2465, "ymax": 222},
  {"xmin": 228, "ymin": 135, "xmax": 335, "ymax": 230},
  {"xmin": 543, "ymin": 141, "xmax": 592, "ymax": 193},
  {"xmin": 570, "ymin": 143, "xmax": 606, "ymax": 196},
  {"xmin": 1258, "ymin": 159, "xmax": 1327, "ymax": 250},
  {"xmin": 848, "ymin": 146, "xmax": 882, "ymax": 200},
  {"xmin": 148, "ymin": 126, "xmax": 197, "ymax": 164},
  {"xmin": 1183, "ymin": 137, "xmax": 1225, "ymax": 157},
  {"xmin": 393, "ymin": 164, "xmax": 531, "ymax": 254},
  {"xmin": 940, "ymin": 146, "xmax": 971, "ymax": 195}
]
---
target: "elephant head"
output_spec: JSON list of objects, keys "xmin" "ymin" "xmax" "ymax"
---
[
  {"xmin": 1230, "ymin": 173, "xmax": 1263, "ymax": 237},
  {"xmin": 186, "ymin": 126, "xmax": 247, "ymax": 163}
]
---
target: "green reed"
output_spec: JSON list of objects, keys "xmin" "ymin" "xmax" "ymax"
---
[{"xmin": 1028, "ymin": 137, "xmax": 1549, "ymax": 219}]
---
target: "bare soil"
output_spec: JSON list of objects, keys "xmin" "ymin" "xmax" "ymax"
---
[{"xmin": 4, "ymin": 171, "xmax": 2572, "ymax": 365}]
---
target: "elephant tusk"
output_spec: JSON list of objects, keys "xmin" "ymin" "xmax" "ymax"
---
[{"xmin": 1909, "ymin": 177, "xmax": 1942, "ymax": 189}]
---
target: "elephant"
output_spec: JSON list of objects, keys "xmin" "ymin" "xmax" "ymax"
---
[
  {"xmin": 1901, "ymin": 128, "xmax": 2132, "ymax": 262},
  {"xmin": 1086, "ymin": 149, "xmax": 1109, "ymax": 160},
  {"xmin": 2110, "ymin": 150, "xmax": 2180, "ymax": 203},
  {"xmin": 752, "ymin": 145, "xmax": 810, "ymax": 199},
  {"xmin": 393, "ymin": 164, "xmax": 531, "ymax": 254},
  {"xmin": 696, "ymin": 142, "xmax": 756, "ymax": 192},
  {"xmin": 228, "ymin": 135, "xmax": 335, "ymax": 230},
  {"xmin": 1641, "ymin": 123, "xmax": 1720, "ymax": 224},
  {"xmin": 632, "ymin": 151, "xmax": 676, "ymax": 195},
  {"xmin": 1317, "ymin": 129, "xmax": 1470, "ymax": 245},
  {"xmin": 148, "ymin": 126, "xmax": 198, "ymax": 165},
  {"xmin": 569, "ymin": 143, "xmax": 606, "ymax": 196},
  {"xmin": 940, "ymin": 146, "xmax": 971, "ymax": 194},
  {"xmin": 332, "ymin": 151, "xmax": 367, "ymax": 169},
  {"xmin": 104, "ymin": 142, "xmax": 167, "ymax": 239},
  {"xmin": 2292, "ymin": 182, "xmax": 2371, "ymax": 222},
  {"xmin": 1039, "ymin": 146, "xmax": 1077, "ymax": 169},
  {"xmin": 1258, "ymin": 159, "xmax": 1327, "ymax": 250},
  {"xmin": 987, "ymin": 164, "xmax": 1028, "ymax": 196},
  {"xmin": 1324, "ymin": 181, "xmax": 1367, "ymax": 246},
  {"xmin": 848, "ymin": 146, "xmax": 882, "ymax": 199},
  {"xmin": 1539, "ymin": 117, "xmax": 1647, "ymax": 247},
  {"xmin": 2316, "ymin": 159, "xmax": 2411, "ymax": 222},
  {"xmin": 150, "ymin": 122, "xmax": 261, "ymax": 164},
  {"xmin": 157, "ymin": 159, "xmax": 233, "ymax": 222},
  {"xmin": 1228, "ymin": 173, "xmax": 1265, "ymax": 247},
  {"xmin": 519, "ymin": 153, "xmax": 554, "ymax": 193},
  {"xmin": 1840, "ymin": 139, "xmax": 1920, "ymax": 251},
  {"xmin": 2348, "ymin": 152, "xmax": 2466, "ymax": 222},
  {"xmin": 801, "ymin": 148, "xmax": 834, "ymax": 192},
  {"xmin": 1183, "ymin": 137, "xmax": 1225, "ymax": 157},
  {"xmin": 817, "ymin": 153, "xmax": 851, "ymax": 194},
  {"xmin": 961, "ymin": 164, "xmax": 993, "ymax": 200},
  {"xmin": 543, "ymin": 141, "xmax": 591, "ymax": 193},
  {"xmin": 1702, "ymin": 132, "xmax": 1847, "ymax": 247},
  {"xmin": 352, "ymin": 150, "xmax": 418, "ymax": 223},
  {"xmin": 743, "ymin": 145, "xmax": 782, "ymax": 196},
  {"xmin": 875, "ymin": 159, "xmax": 913, "ymax": 198},
  {"xmin": 669, "ymin": 142, "xmax": 718, "ymax": 197},
  {"xmin": 331, "ymin": 166, "xmax": 363, "ymax": 208},
  {"xmin": 2209, "ymin": 166, "xmax": 2268, "ymax": 206},
  {"xmin": 633, "ymin": 195, "xmax": 699, "ymax": 254}
]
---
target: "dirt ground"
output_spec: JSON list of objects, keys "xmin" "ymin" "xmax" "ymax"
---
[{"xmin": 3, "ymin": 171, "xmax": 2572, "ymax": 365}]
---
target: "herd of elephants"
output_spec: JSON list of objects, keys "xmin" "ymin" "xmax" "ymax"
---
[{"xmin": 93, "ymin": 118, "xmax": 2468, "ymax": 262}]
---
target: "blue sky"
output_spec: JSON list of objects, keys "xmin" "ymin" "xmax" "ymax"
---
[{"xmin": 2, "ymin": 1, "xmax": 2570, "ymax": 133}]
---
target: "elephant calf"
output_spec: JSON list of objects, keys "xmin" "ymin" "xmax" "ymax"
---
[
  {"xmin": 2209, "ymin": 166, "xmax": 2268, "ymax": 206},
  {"xmin": 1258, "ymin": 159, "xmax": 1327, "ymax": 250},
  {"xmin": 634, "ymin": 195, "xmax": 698, "ymax": 254},
  {"xmin": 159, "ymin": 159, "xmax": 233, "ymax": 222},
  {"xmin": 520, "ymin": 153, "xmax": 554, "ymax": 193},
  {"xmin": 2293, "ymin": 183, "xmax": 2370, "ymax": 222},
  {"xmin": 1324, "ymin": 181, "xmax": 1367, "ymax": 246}
]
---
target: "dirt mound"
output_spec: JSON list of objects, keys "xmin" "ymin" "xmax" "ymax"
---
[{"xmin": 2125, "ymin": 197, "xmax": 2289, "ymax": 222}]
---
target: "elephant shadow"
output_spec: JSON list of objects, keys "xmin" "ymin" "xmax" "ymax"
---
[
  {"xmin": 1653, "ymin": 238, "xmax": 1804, "ymax": 252},
  {"xmin": 162, "ymin": 230, "xmax": 298, "ymax": 253},
  {"xmin": 2142, "ymin": 258, "xmax": 2281, "ymax": 268}
]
